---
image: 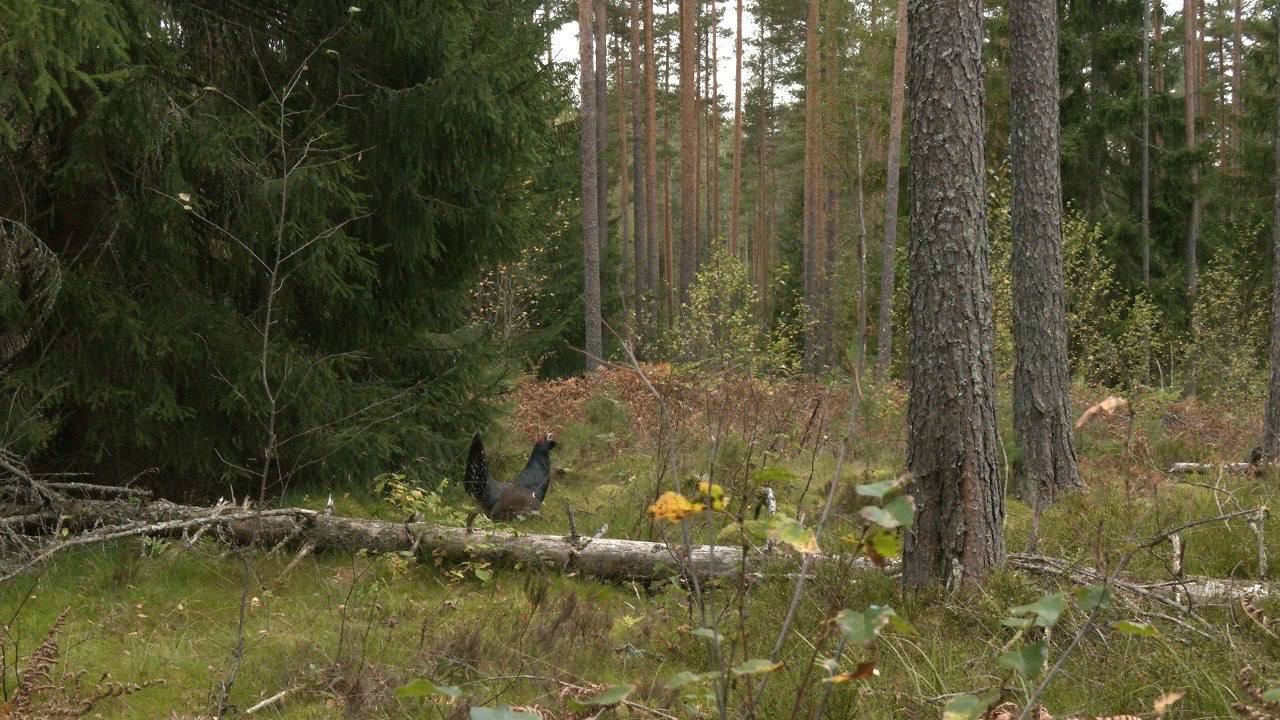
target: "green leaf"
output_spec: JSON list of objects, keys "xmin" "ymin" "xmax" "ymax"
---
[
  {"xmin": 473, "ymin": 567, "xmax": 493, "ymax": 583},
  {"xmin": 865, "ymin": 528, "xmax": 903, "ymax": 560},
  {"xmin": 691, "ymin": 627, "xmax": 723, "ymax": 643},
  {"xmin": 1009, "ymin": 592, "xmax": 1067, "ymax": 628},
  {"xmin": 942, "ymin": 691, "xmax": 998, "ymax": 720},
  {"xmin": 835, "ymin": 606, "xmax": 899, "ymax": 646},
  {"xmin": 858, "ymin": 496, "xmax": 915, "ymax": 530},
  {"xmin": 855, "ymin": 478, "xmax": 903, "ymax": 499},
  {"xmin": 997, "ymin": 641, "xmax": 1048, "ymax": 678},
  {"xmin": 1112, "ymin": 620, "xmax": 1159, "ymax": 637},
  {"xmin": 770, "ymin": 516, "xmax": 819, "ymax": 554},
  {"xmin": 732, "ymin": 659, "xmax": 784, "ymax": 675},
  {"xmin": 469, "ymin": 707, "xmax": 541, "ymax": 720},
  {"xmin": 1074, "ymin": 584, "xmax": 1112, "ymax": 612},
  {"xmin": 999, "ymin": 616, "xmax": 1033, "ymax": 630},
  {"xmin": 395, "ymin": 678, "xmax": 460, "ymax": 699},
  {"xmin": 1262, "ymin": 688, "xmax": 1280, "ymax": 703}
]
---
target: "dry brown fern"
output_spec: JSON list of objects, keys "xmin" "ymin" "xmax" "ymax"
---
[
  {"xmin": 984, "ymin": 701, "xmax": 1143, "ymax": 720},
  {"xmin": 4, "ymin": 608, "xmax": 162, "ymax": 718},
  {"xmin": 1242, "ymin": 597, "xmax": 1280, "ymax": 641},
  {"xmin": 1234, "ymin": 666, "xmax": 1280, "ymax": 720}
]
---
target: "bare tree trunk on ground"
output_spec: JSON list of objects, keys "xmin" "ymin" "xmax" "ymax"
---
[{"xmin": 902, "ymin": 0, "xmax": 1004, "ymax": 590}]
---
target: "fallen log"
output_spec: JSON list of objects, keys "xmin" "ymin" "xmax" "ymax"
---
[
  {"xmin": 4, "ymin": 500, "xmax": 1270, "ymax": 606},
  {"xmin": 1167, "ymin": 462, "xmax": 1257, "ymax": 475},
  {"xmin": 221, "ymin": 512, "xmax": 743, "ymax": 583}
]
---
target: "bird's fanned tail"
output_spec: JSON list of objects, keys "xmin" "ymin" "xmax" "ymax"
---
[{"xmin": 464, "ymin": 433, "xmax": 492, "ymax": 506}]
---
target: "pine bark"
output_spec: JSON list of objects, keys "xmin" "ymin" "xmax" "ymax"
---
[
  {"xmin": 1265, "ymin": 11, "xmax": 1280, "ymax": 459},
  {"xmin": 802, "ymin": 0, "xmax": 821, "ymax": 372},
  {"xmin": 644, "ymin": 0, "xmax": 660, "ymax": 308},
  {"xmin": 853, "ymin": 96, "xmax": 869, "ymax": 373},
  {"xmin": 709, "ymin": 0, "xmax": 720, "ymax": 249},
  {"xmin": 619, "ymin": 36, "xmax": 631, "ymax": 319},
  {"xmin": 902, "ymin": 0, "xmax": 1004, "ymax": 589},
  {"xmin": 1142, "ymin": 0, "xmax": 1152, "ymax": 286},
  {"xmin": 631, "ymin": 0, "xmax": 646, "ymax": 330},
  {"xmin": 679, "ymin": 0, "xmax": 697, "ymax": 304},
  {"xmin": 1231, "ymin": 0, "xmax": 1242, "ymax": 174},
  {"xmin": 875, "ymin": 0, "xmax": 909, "ymax": 381},
  {"xmin": 1010, "ymin": 0, "xmax": 1082, "ymax": 504},
  {"xmin": 580, "ymin": 0, "xmax": 603, "ymax": 371},
  {"xmin": 1185, "ymin": 0, "xmax": 1200, "ymax": 301},
  {"xmin": 596, "ymin": 0, "xmax": 610, "ymax": 269},
  {"xmin": 730, "ymin": 0, "xmax": 743, "ymax": 258}
]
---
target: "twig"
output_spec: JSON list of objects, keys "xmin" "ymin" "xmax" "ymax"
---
[
  {"xmin": 244, "ymin": 687, "xmax": 294, "ymax": 714},
  {"xmin": 214, "ymin": 550, "xmax": 252, "ymax": 718}
]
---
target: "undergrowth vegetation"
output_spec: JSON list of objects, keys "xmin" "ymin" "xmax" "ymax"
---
[{"xmin": 2, "ymin": 372, "xmax": 1279, "ymax": 718}]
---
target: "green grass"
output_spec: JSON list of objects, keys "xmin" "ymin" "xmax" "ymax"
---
[{"xmin": 3, "ymin": 381, "xmax": 1278, "ymax": 718}]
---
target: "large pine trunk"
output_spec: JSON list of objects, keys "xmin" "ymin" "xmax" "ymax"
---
[
  {"xmin": 875, "ymin": 0, "xmax": 909, "ymax": 381},
  {"xmin": 679, "ymin": 0, "xmax": 697, "ymax": 304},
  {"xmin": 902, "ymin": 0, "xmax": 1004, "ymax": 589},
  {"xmin": 580, "ymin": 0, "xmax": 603, "ymax": 370},
  {"xmin": 1009, "ymin": 0, "xmax": 1082, "ymax": 504},
  {"xmin": 1264, "ymin": 13, "xmax": 1280, "ymax": 459}
]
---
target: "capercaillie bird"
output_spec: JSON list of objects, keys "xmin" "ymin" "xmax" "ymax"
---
[{"xmin": 463, "ymin": 432, "xmax": 557, "ymax": 531}]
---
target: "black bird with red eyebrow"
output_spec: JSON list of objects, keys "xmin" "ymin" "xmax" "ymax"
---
[{"xmin": 463, "ymin": 432, "xmax": 557, "ymax": 530}]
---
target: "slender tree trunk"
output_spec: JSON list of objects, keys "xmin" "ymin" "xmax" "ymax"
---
[
  {"xmin": 664, "ymin": 0, "xmax": 676, "ymax": 323},
  {"xmin": 1231, "ymin": 0, "xmax": 1242, "ymax": 174},
  {"xmin": 1142, "ymin": 0, "xmax": 1152, "ymax": 287},
  {"xmin": 580, "ymin": 0, "xmax": 603, "ymax": 371},
  {"xmin": 679, "ymin": 0, "xmax": 697, "ymax": 304},
  {"xmin": 1185, "ymin": 0, "xmax": 1200, "ymax": 301},
  {"xmin": 902, "ymin": 0, "xmax": 1004, "ymax": 590},
  {"xmin": 1264, "ymin": 11, "xmax": 1280, "ymax": 459},
  {"xmin": 755, "ymin": 27, "xmax": 769, "ymax": 313},
  {"xmin": 821, "ymin": 22, "xmax": 838, "ymax": 368},
  {"xmin": 1155, "ymin": 5, "xmax": 1165, "ymax": 149},
  {"xmin": 875, "ymin": 0, "xmax": 908, "ymax": 381},
  {"xmin": 1010, "ymin": 0, "xmax": 1082, "ymax": 504},
  {"xmin": 730, "ymin": 0, "xmax": 743, "ymax": 259},
  {"xmin": 596, "ymin": 0, "xmax": 610, "ymax": 272},
  {"xmin": 695, "ymin": 7, "xmax": 704, "ymax": 260},
  {"xmin": 619, "ymin": 36, "xmax": 632, "ymax": 329},
  {"xmin": 644, "ymin": 0, "xmax": 660, "ymax": 310},
  {"xmin": 709, "ymin": 0, "xmax": 720, "ymax": 249},
  {"xmin": 802, "ymin": 0, "xmax": 821, "ymax": 372},
  {"xmin": 853, "ymin": 94, "xmax": 869, "ymax": 373},
  {"xmin": 631, "ymin": 0, "xmax": 646, "ymax": 334}
]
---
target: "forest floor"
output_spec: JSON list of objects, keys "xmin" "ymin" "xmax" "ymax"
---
[{"xmin": 3, "ymin": 368, "xmax": 1279, "ymax": 719}]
